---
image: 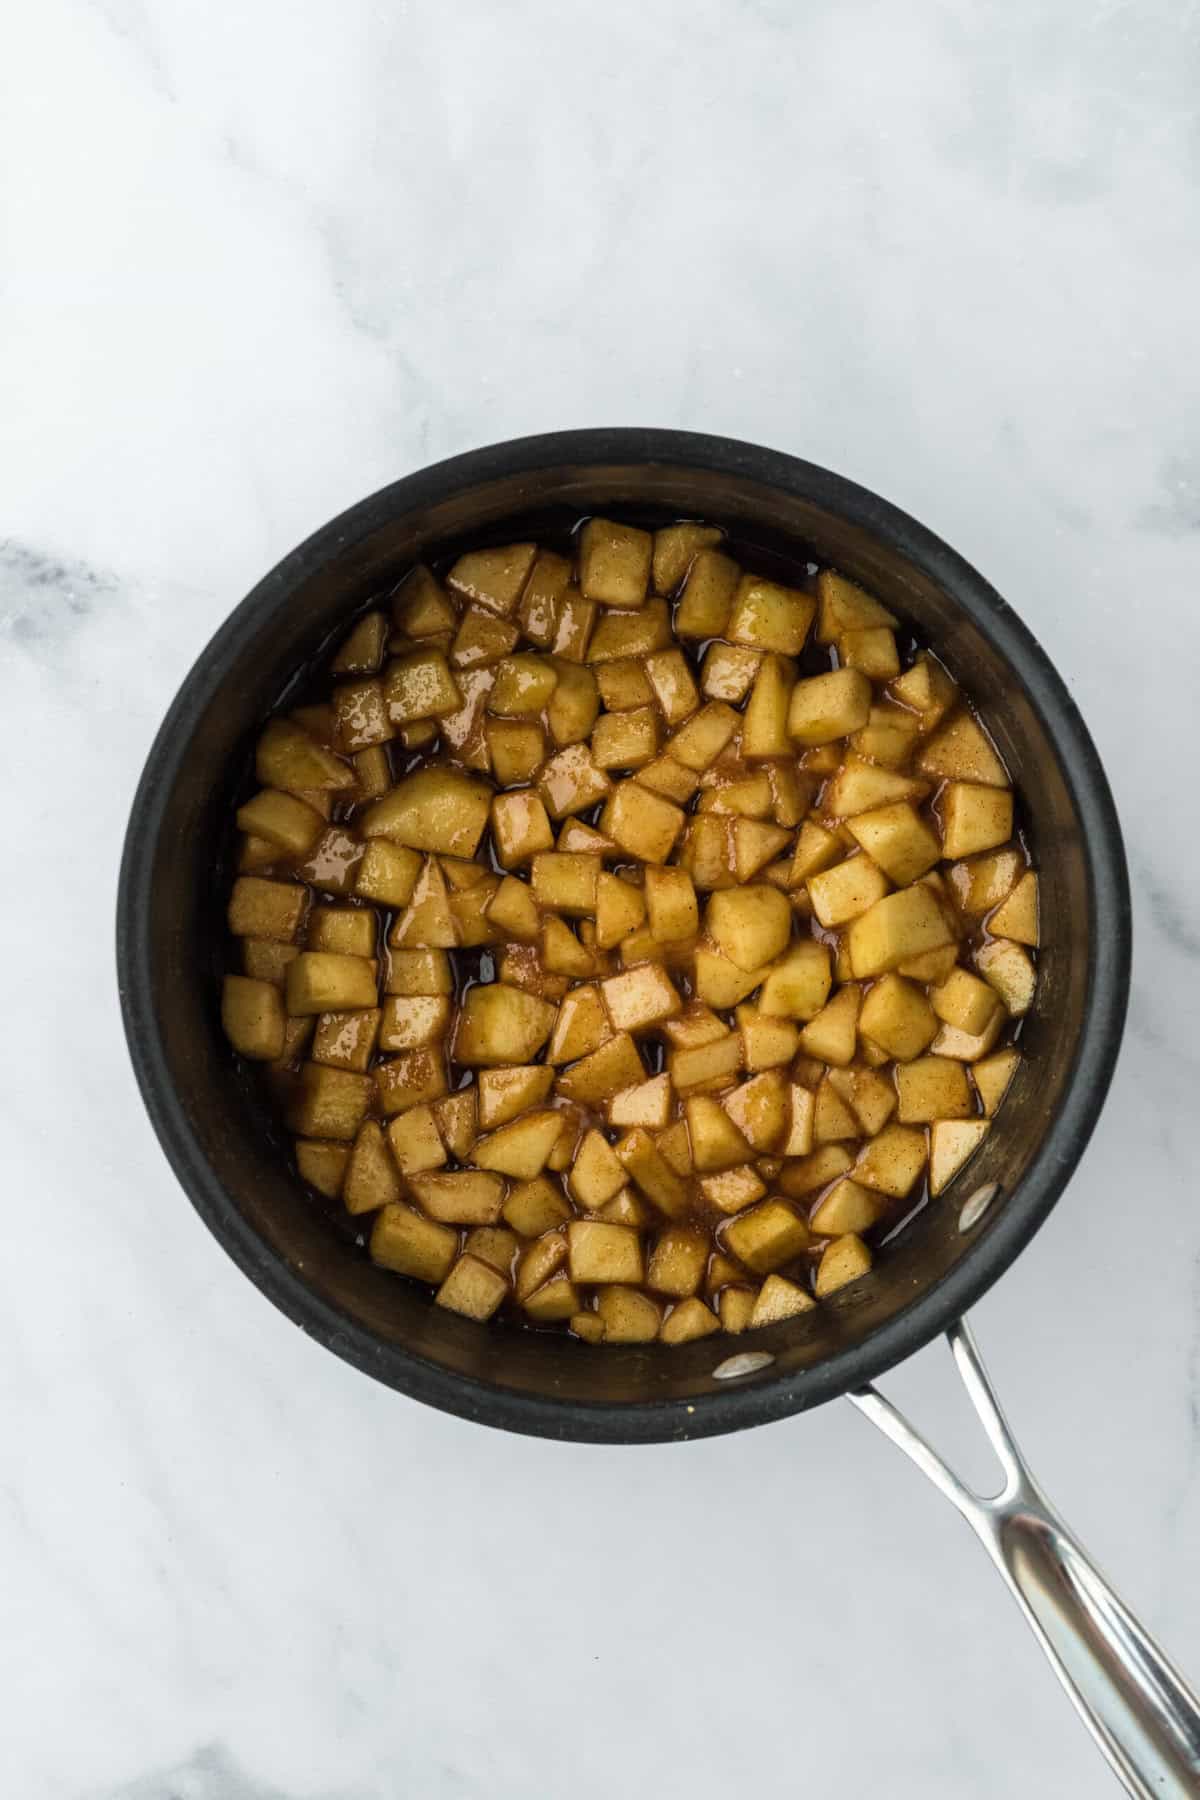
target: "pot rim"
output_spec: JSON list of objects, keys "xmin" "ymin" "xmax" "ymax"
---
[{"xmin": 116, "ymin": 428, "xmax": 1131, "ymax": 1443}]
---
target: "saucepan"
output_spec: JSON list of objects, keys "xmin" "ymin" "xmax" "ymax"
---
[{"xmin": 116, "ymin": 430, "xmax": 1199, "ymax": 1795}]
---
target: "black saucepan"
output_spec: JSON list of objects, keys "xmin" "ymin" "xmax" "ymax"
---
[
  {"xmin": 116, "ymin": 429, "xmax": 1130, "ymax": 1439},
  {"xmin": 120, "ymin": 432, "xmax": 1200, "ymax": 1796}
]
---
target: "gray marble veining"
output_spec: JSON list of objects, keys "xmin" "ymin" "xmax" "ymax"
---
[{"xmin": 3, "ymin": 1, "xmax": 1198, "ymax": 1796}]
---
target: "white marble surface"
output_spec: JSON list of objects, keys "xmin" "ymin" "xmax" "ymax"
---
[{"xmin": 3, "ymin": 2, "xmax": 1199, "ymax": 1795}]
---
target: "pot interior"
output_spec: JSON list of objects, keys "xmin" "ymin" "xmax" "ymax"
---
[{"xmin": 124, "ymin": 446, "xmax": 1115, "ymax": 1436}]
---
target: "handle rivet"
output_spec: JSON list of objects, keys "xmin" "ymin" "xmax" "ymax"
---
[
  {"xmin": 959, "ymin": 1182, "xmax": 999, "ymax": 1233},
  {"xmin": 713, "ymin": 1351, "xmax": 775, "ymax": 1380}
]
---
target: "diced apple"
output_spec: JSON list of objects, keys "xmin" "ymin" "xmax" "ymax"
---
[
  {"xmin": 946, "ymin": 848, "xmax": 1024, "ymax": 914},
  {"xmin": 228, "ymin": 876, "xmax": 307, "ymax": 943},
  {"xmin": 890, "ymin": 651, "xmax": 957, "ymax": 729},
  {"xmin": 787, "ymin": 668, "xmax": 872, "ymax": 744},
  {"xmin": 384, "ymin": 1104, "xmax": 447, "ymax": 1177},
  {"xmin": 652, "ymin": 523, "xmax": 723, "ymax": 594},
  {"xmin": 930, "ymin": 1119, "xmax": 990, "ymax": 1195},
  {"xmin": 858, "ymin": 973, "xmax": 937, "ymax": 1061},
  {"xmin": 740, "ymin": 654, "xmax": 794, "ymax": 760},
  {"xmin": 647, "ymin": 1227, "xmax": 708, "ymax": 1297},
  {"xmin": 813, "ymin": 1077, "xmax": 860, "ymax": 1144},
  {"xmin": 376, "ymin": 993, "xmax": 450, "ymax": 1053},
  {"xmin": 476, "ymin": 1065, "xmax": 555, "ymax": 1130},
  {"xmin": 931, "ymin": 967, "xmax": 1000, "ymax": 1036},
  {"xmin": 256, "ymin": 718, "xmax": 354, "ymax": 794},
  {"xmin": 486, "ymin": 718, "xmax": 546, "ymax": 786},
  {"xmin": 436, "ymin": 1254, "xmax": 509, "ymax": 1320},
  {"xmin": 814, "ymin": 1234, "xmax": 872, "ymax": 1296},
  {"xmin": 810, "ymin": 1177, "xmax": 883, "ymax": 1237},
  {"xmin": 972, "ymin": 1049, "xmax": 1020, "ymax": 1116},
  {"xmin": 389, "ymin": 857, "xmax": 458, "ymax": 949},
  {"xmin": 433, "ymin": 1090, "xmax": 478, "ymax": 1161},
  {"xmin": 502, "ymin": 1175, "xmax": 573, "ymax": 1237},
  {"xmin": 930, "ymin": 1014, "xmax": 1005, "ymax": 1062},
  {"xmin": 518, "ymin": 549, "xmax": 573, "ymax": 644},
  {"xmin": 724, "ymin": 1200, "xmax": 810, "ymax": 1274},
  {"xmin": 555, "ymin": 1032, "xmax": 645, "ymax": 1105},
  {"xmin": 848, "ymin": 886, "xmax": 955, "ymax": 979},
  {"xmin": 608, "ymin": 1073, "xmax": 672, "ymax": 1131},
  {"xmin": 221, "ymin": 975, "xmax": 286, "ymax": 1060},
  {"xmin": 778, "ymin": 1145, "xmax": 854, "ymax": 1196},
  {"xmin": 989, "ymin": 870, "xmax": 1038, "ymax": 946},
  {"xmin": 723, "ymin": 1070, "xmax": 788, "ymax": 1152},
  {"xmin": 686, "ymin": 1095, "xmax": 752, "ymax": 1171},
  {"xmin": 567, "ymin": 1219, "xmax": 645, "ymax": 1284},
  {"xmin": 706, "ymin": 885, "xmax": 792, "ymax": 972},
  {"xmin": 596, "ymin": 1286, "xmax": 661, "ymax": 1341},
  {"xmin": 601, "ymin": 962, "xmax": 681, "ymax": 1033},
  {"xmin": 447, "ymin": 542, "xmax": 537, "ymax": 616},
  {"xmin": 798, "ymin": 985, "xmax": 861, "ymax": 1066},
  {"xmin": 940, "ymin": 782, "xmax": 1013, "ymax": 860},
  {"xmin": 840, "ymin": 626, "xmax": 899, "ymax": 679},
  {"xmin": 287, "ymin": 1063, "xmax": 373, "ymax": 1140},
  {"xmin": 530, "ymin": 850, "xmax": 599, "ymax": 916},
  {"xmin": 362, "ymin": 768, "xmax": 491, "ymax": 857},
  {"xmin": 546, "ymin": 983, "xmax": 611, "ymax": 1065},
  {"xmin": 384, "ymin": 947, "xmax": 452, "ymax": 996},
  {"xmin": 374, "ymin": 1048, "xmax": 448, "ymax": 1116},
  {"xmin": 700, "ymin": 1164, "xmax": 767, "ymax": 1214},
  {"xmin": 600, "ymin": 780, "xmax": 685, "ymax": 864},
  {"xmin": 454, "ymin": 984, "xmax": 558, "ymax": 1065},
  {"xmin": 551, "ymin": 589, "xmax": 598, "ymax": 661},
  {"xmin": 896, "ymin": 1056, "xmax": 973, "ymax": 1123},
  {"xmin": 848, "ymin": 803, "xmax": 942, "ymax": 885},
  {"xmin": 579, "ymin": 517, "xmax": 652, "ymax": 607},
  {"xmin": 613, "ymin": 1129, "xmax": 689, "ymax": 1217},
  {"xmin": 668, "ymin": 1031, "xmax": 742, "ymax": 1095},
  {"xmin": 668, "ymin": 701, "xmax": 740, "ymax": 772},
  {"xmin": 486, "ymin": 875, "xmax": 541, "ymax": 942},
  {"xmin": 370, "ymin": 1203, "xmax": 458, "ymax": 1284},
  {"xmin": 473, "ymin": 1111, "xmax": 564, "ymax": 1180},
  {"xmin": 808, "ymin": 856, "xmax": 890, "ymax": 928},
  {"xmin": 451, "ymin": 606, "xmax": 520, "ymax": 672},
  {"xmin": 917, "ymin": 709, "xmax": 1008, "ymax": 786},
  {"xmin": 815, "ymin": 570, "xmax": 897, "ymax": 643},
  {"xmin": 586, "ymin": 599, "xmax": 672, "ymax": 663},
  {"xmin": 822, "ymin": 756, "xmax": 929, "ymax": 819},
  {"xmin": 975, "ymin": 939, "xmax": 1036, "ymax": 1016},
  {"xmin": 675, "ymin": 549, "xmax": 740, "ymax": 637},
  {"xmin": 758, "ymin": 940, "xmax": 833, "ymax": 1020},
  {"xmin": 854, "ymin": 1123, "xmax": 928, "ymax": 1197}
]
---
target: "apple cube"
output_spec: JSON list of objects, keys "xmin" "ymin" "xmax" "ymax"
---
[
  {"xmin": 706, "ymin": 885, "xmax": 792, "ymax": 972},
  {"xmin": 930, "ymin": 1119, "xmax": 990, "ymax": 1195},
  {"xmin": 567, "ymin": 1220, "xmax": 645, "ymax": 1284},
  {"xmin": 814, "ymin": 1234, "xmax": 872, "ymax": 1296},
  {"xmin": 675, "ymin": 549, "xmax": 740, "ymax": 637},
  {"xmin": 600, "ymin": 780, "xmax": 685, "ymax": 863},
  {"xmin": 362, "ymin": 768, "xmax": 491, "ymax": 857},
  {"xmin": 370, "ymin": 1204, "xmax": 458, "ymax": 1284},
  {"xmin": 896, "ymin": 1056, "xmax": 974, "ymax": 1123},
  {"xmin": 787, "ymin": 668, "xmax": 872, "ymax": 744},
  {"xmin": 647, "ymin": 1227, "xmax": 708, "ymax": 1298},
  {"xmin": 848, "ymin": 803, "xmax": 942, "ymax": 885},
  {"xmin": 848, "ymin": 886, "xmax": 955, "ymax": 978},
  {"xmin": 724, "ymin": 1200, "xmax": 810, "ymax": 1274},
  {"xmin": 446, "ymin": 542, "xmax": 537, "ymax": 616},
  {"xmin": 940, "ymin": 782, "xmax": 1013, "ymax": 860},
  {"xmin": 652, "ymin": 523, "xmax": 723, "ymax": 594},
  {"xmin": 454, "ymin": 984, "xmax": 557, "ymax": 1065},
  {"xmin": 578, "ymin": 517, "xmax": 652, "ymax": 607}
]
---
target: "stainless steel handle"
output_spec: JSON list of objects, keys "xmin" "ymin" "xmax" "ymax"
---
[{"xmin": 849, "ymin": 1319, "xmax": 1200, "ymax": 1798}]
